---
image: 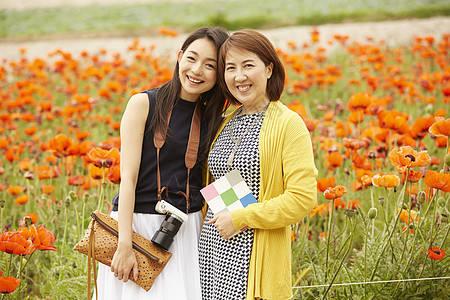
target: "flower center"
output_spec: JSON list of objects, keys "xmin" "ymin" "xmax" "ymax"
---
[
  {"xmin": 405, "ymin": 154, "xmax": 416, "ymax": 162},
  {"xmin": 432, "ymin": 249, "xmax": 441, "ymax": 255}
]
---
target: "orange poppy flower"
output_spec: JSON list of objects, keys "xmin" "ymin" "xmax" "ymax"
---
[
  {"xmin": 0, "ymin": 138, "xmax": 9, "ymax": 150},
  {"xmin": 30, "ymin": 224, "xmax": 57, "ymax": 251},
  {"xmin": 347, "ymin": 92, "xmax": 373, "ymax": 111},
  {"xmin": 106, "ymin": 164, "xmax": 121, "ymax": 184},
  {"xmin": 0, "ymin": 270, "xmax": 21, "ymax": 294},
  {"xmin": 343, "ymin": 138, "xmax": 367, "ymax": 150},
  {"xmin": 324, "ymin": 185, "xmax": 348, "ymax": 200},
  {"xmin": 41, "ymin": 185, "xmax": 56, "ymax": 194},
  {"xmin": 48, "ymin": 134, "xmax": 73, "ymax": 157},
  {"xmin": 310, "ymin": 203, "xmax": 327, "ymax": 218},
  {"xmin": 410, "ymin": 115, "xmax": 435, "ymax": 139},
  {"xmin": 25, "ymin": 213, "xmax": 38, "ymax": 224},
  {"xmin": 67, "ymin": 175, "xmax": 86, "ymax": 186},
  {"xmin": 424, "ymin": 170, "xmax": 450, "ymax": 192},
  {"xmin": 87, "ymin": 147, "xmax": 120, "ymax": 168},
  {"xmin": 0, "ymin": 231, "xmax": 36, "ymax": 255},
  {"xmin": 157, "ymin": 26, "xmax": 179, "ymax": 37},
  {"xmin": 348, "ymin": 199, "xmax": 361, "ymax": 209},
  {"xmin": 388, "ymin": 146, "xmax": 431, "ymax": 173},
  {"xmin": 427, "ymin": 247, "xmax": 445, "ymax": 260},
  {"xmin": 402, "ymin": 170, "xmax": 423, "ymax": 183},
  {"xmin": 23, "ymin": 125, "xmax": 38, "ymax": 136},
  {"xmin": 399, "ymin": 209, "xmax": 418, "ymax": 224},
  {"xmin": 429, "ymin": 117, "xmax": 450, "ymax": 137},
  {"xmin": 89, "ymin": 164, "xmax": 104, "ymax": 180},
  {"xmin": 326, "ymin": 152, "xmax": 344, "ymax": 170},
  {"xmin": 6, "ymin": 186, "xmax": 24, "ymax": 196},
  {"xmin": 37, "ymin": 165, "xmax": 58, "ymax": 180},
  {"xmin": 372, "ymin": 174, "xmax": 400, "ymax": 189},
  {"xmin": 15, "ymin": 195, "xmax": 29, "ymax": 205},
  {"xmin": 334, "ymin": 198, "xmax": 346, "ymax": 209},
  {"xmin": 317, "ymin": 177, "xmax": 336, "ymax": 192}
]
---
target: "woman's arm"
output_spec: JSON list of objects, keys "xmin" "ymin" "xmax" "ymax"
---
[
  {"xmin": 110, "ymin": 93, "xmax": 149, "ymax": 282},
  {"xmin": 231, "ymin": 118, "xmax": 317, "ymax": 231}
]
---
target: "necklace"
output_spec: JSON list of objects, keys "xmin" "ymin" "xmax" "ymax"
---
[{"xmin": 226, "ymin": 104, "xmax": 269, "ymax": 169}]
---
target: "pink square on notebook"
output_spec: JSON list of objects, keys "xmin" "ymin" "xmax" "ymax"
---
[{"xmin": 201, "ymin": 183, "xmax": 219, "ymax": 201}]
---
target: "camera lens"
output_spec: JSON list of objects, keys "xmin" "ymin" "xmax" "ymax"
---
[{"xmin": 151, "ymin": 214, "xmax": 183, "ymax": 250}]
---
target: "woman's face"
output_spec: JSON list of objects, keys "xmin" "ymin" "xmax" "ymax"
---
[
  {"xmin": 224, "ymin": 48, "xmax": 273, "ymax": 111},
  {"xmin": 177, "ymin": 38, "xmax": 218, "ymax": 102}
]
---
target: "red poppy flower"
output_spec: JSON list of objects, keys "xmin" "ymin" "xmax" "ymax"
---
[
  {"xmin": 30, "ymin": 224, "xmax": 57, "ymax": 251},
  {"xmin": 0, "ymin": 231, "xmax": 36, "ymax": 255},
  {"xmin": 0, "ymin": 270, "xmax": 21, "ymax": 294},
  {"xmin": 402, "ymin": 170, "xmax": 423, "ymax": 183},
  {"xmin": 388, "ymin": 146, "xmax": 431, "ymax": 173},
  {"xmin": 424, "ymin": 170, "xmax": 450, "ymax": 192},
  {"xmin": 427, "ymin": 247, "xmax": 445, "ymax": 260},
  {"xmin": 67, "ymin": 175, "xmax": 86, "ymax": 186},
  {"xmin": 324, "ymin": 185, "xmax": 348, "ymax": 200}
]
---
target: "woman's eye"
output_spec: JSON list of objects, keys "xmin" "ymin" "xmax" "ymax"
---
[
  {"xmin": 187, "ymin": 56, "xmax": 195, "ymax": 61},
  {"xmin": 226, "ymin": 66, "xmax": 235, "ymax": 71},
  {"xmin": 245, "ymin": 64, "xmax": 254, "ymax": 68},
  {"xmin": 206, "ymin": 63, "xmax": 216, "ymax": 69}
]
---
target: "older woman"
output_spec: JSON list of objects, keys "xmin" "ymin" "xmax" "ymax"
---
[{"xmin": 199, "ymin": 29, "xmax": 317, "ymax": 300}]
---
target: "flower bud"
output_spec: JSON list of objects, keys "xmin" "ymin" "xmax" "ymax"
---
[
  {"xmin": 368, "ymin": 207, "xmax": 378, "ymax": 219},
  {"xmin": 378, "ymin": 197, "xmax": 385, "ymax": 206},
  {"xmin": 417, "ymin": 191, "xmax": 426, "ymax": 204},
  {"xmin": 409, "ymin": 223, "xmax": 415, "ymax": 230},
  {"xmin": 445, "ymin": 154, "xmax": 450, "ymax": 167},
  {"xmin": 83, "ymin": 193, "xmax": 90, "ymax": 203},
  {"xmin": 69, "ymin": 191, "xmax": 77, "ymax": 201},
  {"xmin": 438, "ymin": 197, "xmax": 446, "ymax": 207},
  {"xmin": 0, "ymin": 200, "xmax": 5, "ymax": 208},
  {"xmin": 64, "ymin": 196, "xmax": 71, "ymax": 208},
  {"xmin": 344, "ymin": 209, "xmax": 356, "ymax": 218}
]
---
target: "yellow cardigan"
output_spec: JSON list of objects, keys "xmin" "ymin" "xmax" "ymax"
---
[{"xmin": 206, "ymin": 101, "xmax": 317, "ymax": 300}]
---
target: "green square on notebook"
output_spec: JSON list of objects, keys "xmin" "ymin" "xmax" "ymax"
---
[{"xmin": 221, "ymin": 188, "xmax": 239, "ymax": 206}]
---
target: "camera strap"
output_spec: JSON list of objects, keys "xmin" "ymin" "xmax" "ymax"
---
[{"xmin": 153, "ymin": 101, "xmax": 201, "ymax": 214}]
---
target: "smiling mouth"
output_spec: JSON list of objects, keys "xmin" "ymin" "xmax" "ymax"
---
[
  {"xmin": 187, "ymin": 75, "xmax": 203, "ymax": 84},
  {"xmin": 237, "ymin": 84, "xmax": 251, "ymax": 92}
]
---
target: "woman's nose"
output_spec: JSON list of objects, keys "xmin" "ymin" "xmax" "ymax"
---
[{"xmin": 235, "ymin": 72, "xmax": 246, "ymax": 82}]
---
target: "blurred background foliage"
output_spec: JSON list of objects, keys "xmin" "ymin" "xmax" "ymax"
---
[{"xmin": 1, "ymin": 0, "xmax": 450, "ymax": 39}]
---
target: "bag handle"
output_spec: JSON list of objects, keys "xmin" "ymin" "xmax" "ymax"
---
[{"xmin": 153, "ymin": 102, "xmax": 201, "ymax": 214}]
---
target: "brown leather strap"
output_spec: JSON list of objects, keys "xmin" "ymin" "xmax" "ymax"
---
[
  {"xmin": 154, "ymin": 110, "xmax": 172, "ymax": 201},
  {"xmin": 154, "ymin": 102, "xmax": 201, "ymax": 214},
  {"xmin": 87, "ymin": 223, "xmax": 98, "ymax": 300}
]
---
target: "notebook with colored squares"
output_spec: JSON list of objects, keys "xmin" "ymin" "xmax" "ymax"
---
[{"xmin": 200, "ymin": 169, "xmax": 257, "ymax": 235}]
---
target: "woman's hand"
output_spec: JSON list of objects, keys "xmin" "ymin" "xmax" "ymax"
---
[
  {"xmin": 208, "ymin": 211, "xmax": 237, "ymax": 239},
  {"xmin": 110, "ymin": 244, "xmax": 138, "ymax": 282}
]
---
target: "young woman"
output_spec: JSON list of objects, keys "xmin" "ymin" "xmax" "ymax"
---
[
  {"xmin": 95, "ymin": 26, "xmax": 229, "ymax": 299},
  {"xmin": 199, "ymin": 29, "xmax": 317, "ymax": 300}
]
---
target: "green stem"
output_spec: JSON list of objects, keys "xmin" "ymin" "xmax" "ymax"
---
[
  {"xmin": 322, "ymin": 218, "xmax": 353, "ymax": 300},
  {"xmin": 324, "ymin": 199, "xmax": 335, "ymax": 283}
]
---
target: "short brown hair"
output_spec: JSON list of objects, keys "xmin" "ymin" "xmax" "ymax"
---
[{"xmin": 218, "ymin": 29, "xmax": 285, "ymax": 105}]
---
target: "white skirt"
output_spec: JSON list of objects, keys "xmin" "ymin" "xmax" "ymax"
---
[{"xmin": 94, "ymin": 210, "xmax": 203, "ymax": 300}]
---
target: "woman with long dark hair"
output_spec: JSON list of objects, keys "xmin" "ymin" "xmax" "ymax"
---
[{"xmin": 95, "ymin": 26, "xmax": 229, "ymax": 299}]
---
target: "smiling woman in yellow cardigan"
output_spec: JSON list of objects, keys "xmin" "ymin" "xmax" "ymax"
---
[{"xmin": 202, "ymin": 29, "xmax": 317, "ymax": 300}]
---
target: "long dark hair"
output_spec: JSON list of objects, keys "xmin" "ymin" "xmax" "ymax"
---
[
  {"xmin": 218, "ymin": 29, "xmax": 285, "ymax": 105},
  {"xmin": 149, "ymin": 26, "xmax": 230, "ymax": 152}
]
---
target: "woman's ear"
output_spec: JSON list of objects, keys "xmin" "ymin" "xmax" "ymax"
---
[
  {"xmin": 266, "ymin": 62, "xmax": 273, "ymax": 79},
  {"xmin": 177, "ymin": 50, "xmax": 183, "ymax": 64}
]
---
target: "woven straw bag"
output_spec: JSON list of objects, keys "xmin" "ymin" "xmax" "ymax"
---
[{"xmin": 74, "ymin": 211, "xmax": 172, "ymax": 299}]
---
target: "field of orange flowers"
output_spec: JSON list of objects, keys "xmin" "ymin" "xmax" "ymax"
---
[{"xmin": 0, "ymin": 29, "xmax": 449, "ymax": 299}]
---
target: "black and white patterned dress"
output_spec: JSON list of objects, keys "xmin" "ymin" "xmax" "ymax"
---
[{"xmin": 199, "ymin": 110, "xmax": 265, "ymax": 300}]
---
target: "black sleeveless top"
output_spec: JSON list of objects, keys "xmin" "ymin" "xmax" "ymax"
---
[{"xmin": 112, "ymin": 88, "xmax": 207, "ymax": 214}]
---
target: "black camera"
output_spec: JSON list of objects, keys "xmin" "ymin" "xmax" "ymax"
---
[{"xmin": 151, "ymin": 200, "xmax": 188, "ymax": 250}]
